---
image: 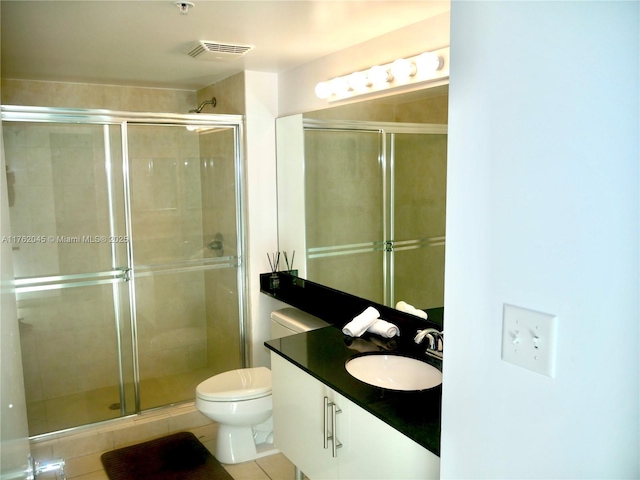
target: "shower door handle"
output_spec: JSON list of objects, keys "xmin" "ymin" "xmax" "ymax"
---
[{"xmin": 207, "ymin": 233, "xmax": 224, "ymax": 257}]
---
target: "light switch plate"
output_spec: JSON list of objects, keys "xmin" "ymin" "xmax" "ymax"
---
[{"xmin": 501, "ymin": 304, "xmax": 557, "ymax": 377}]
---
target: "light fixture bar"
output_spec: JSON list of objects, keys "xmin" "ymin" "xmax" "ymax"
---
[{"xmin": 315, "ymin": 46, "xmax": 449, "ymax": 102}]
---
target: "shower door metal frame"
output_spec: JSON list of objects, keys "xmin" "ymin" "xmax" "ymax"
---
[
  {"xmin": 302, "ymin": 118, "xmax": 447, "ymax": 306},
  {"xmin": 1, "ymin": 105, "xmax": 248, "ymax": 436}
]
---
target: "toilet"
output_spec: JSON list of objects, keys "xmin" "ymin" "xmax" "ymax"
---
[{"xmin": 195, "ymin": 307, "xmax": 329, "ymax": 464}]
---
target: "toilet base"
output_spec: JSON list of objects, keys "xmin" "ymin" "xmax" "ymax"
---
[{"xmin": 215, "ymin": 424, "xmax": 279, "ymax": 464}]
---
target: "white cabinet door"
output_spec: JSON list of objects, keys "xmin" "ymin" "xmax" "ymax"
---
[
  {"xmin": 338, "ymin": 395, "xmax": 440, "ymax": 479},
  {"xmin": 271, "ymin": 352, "xmax": 439, "ymax": 480},
  {"xmin": 271, "ymin": 353, "xmax": 341, "ymax": 480}
]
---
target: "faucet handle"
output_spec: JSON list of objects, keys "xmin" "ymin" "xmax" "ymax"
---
[
  {"xmin": 413, "ymin": 329, "xmax": 431, "ymax": 344},
  {"xmin": 425, "ymin": 333, "xmax": 437, "ymax": 350},
  {"xmin": 414, "ymin": 328, "xmax": 442, "ymax": 349}
]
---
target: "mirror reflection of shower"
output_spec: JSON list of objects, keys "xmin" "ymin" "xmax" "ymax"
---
[
  {"xmin": 276, "ymin": 85, "xmax": 449, "ymax": 310},
  {"xmin": 302, "ymin": 122, "xmax": 447, "ymax": 309}
]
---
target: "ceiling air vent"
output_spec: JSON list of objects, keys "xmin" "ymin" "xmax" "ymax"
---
[{"xmin": 187, "ymin": 41, "xmax": 254, "ymax": 61}]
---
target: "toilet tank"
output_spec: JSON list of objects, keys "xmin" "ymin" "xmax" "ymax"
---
[{"xmin": 270, "ymin": 307, "xmax": 329, "ymax": 339}]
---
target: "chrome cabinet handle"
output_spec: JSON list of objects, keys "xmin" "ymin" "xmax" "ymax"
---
[
  {"xmin": 330, "ymin": 402, "xmax": 342, "ymax": 458},
  {"xmin": 323, "ymin": 396, "xmax": 342, "ymax": 457},
  {"xmin": 323, "ymin": 396, "xmax": 329, "ymax": 449}
]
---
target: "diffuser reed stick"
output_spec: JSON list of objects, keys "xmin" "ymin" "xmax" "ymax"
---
[{"xmin": 267, "ymin": 252, "xmax": 281, "ymax": 289}]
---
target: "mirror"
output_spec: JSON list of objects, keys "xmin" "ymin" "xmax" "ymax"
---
[{"xmin": 276, "ymin": 84, "xmax": 448, "ymax": 311}]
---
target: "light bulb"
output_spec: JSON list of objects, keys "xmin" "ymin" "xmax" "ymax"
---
[
  {"xmin": 368, "ymin": 65, "xmax": 391, "ymax": 86},
  {"xmin": 415, "ymin": 52, "xmax": 442, "ymax": 74},
  {"xmin": 390, "ymin": 58, "xmax": 416, "ymax": 81},
  {"xmin": 348, "ymin": 71, "xmax": 370, "ymax": 91},
  {"xmin": 315, "ymin": 81, "xmax": 332, "ymax": 99},
  {"xmin": 330, "ymin": 76, "xmax": 351, "ymax": 96}
]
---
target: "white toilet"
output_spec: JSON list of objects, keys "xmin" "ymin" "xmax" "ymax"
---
[{"xmin": 195, "ymin": 307, "xmax": 328, "ymax": 464}]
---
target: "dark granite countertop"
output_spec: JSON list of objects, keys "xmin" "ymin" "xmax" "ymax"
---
[{"xmin": 265, "ymin": 324, "xmax": 442, "ymax": 457}]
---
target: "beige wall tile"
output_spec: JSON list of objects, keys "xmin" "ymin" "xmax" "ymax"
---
[
  {"xmin": 394, "ymin": 94, "xmax": 449, "ymax": 124},
  {"xmin": 2, "ymin": 79, "xmax": 196, "ymax": 113},
  {"xmin": 196, "ymin": 73, "xmax": 245, "ymax": 115}
]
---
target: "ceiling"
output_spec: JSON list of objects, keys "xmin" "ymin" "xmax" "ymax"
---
[{"xmin": 1, "ymin": 0, "xmax": 450, "ymax": 91}]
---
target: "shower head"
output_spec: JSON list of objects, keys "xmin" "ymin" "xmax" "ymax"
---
[{"xmin": 190, "ymin": 97, "xmax": 217, "ymax": 113}]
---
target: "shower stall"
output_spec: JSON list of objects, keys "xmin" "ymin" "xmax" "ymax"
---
[
  {"xmin": 301, "ymin": 119, "xmax": 447, "ymax": 310},
  {"xmin": 1, "ymin": 106, "xmax": 247, "ymax": 437}
]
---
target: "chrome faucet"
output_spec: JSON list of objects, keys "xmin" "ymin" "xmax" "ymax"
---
[{"xmin": 414, "ymin": 328, "xmax": 443, "ymax": 358}]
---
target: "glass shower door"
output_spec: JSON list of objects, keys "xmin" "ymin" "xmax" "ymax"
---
[
  {"xmin": 304, "ymin": 129, "xmax": 385, "ymax": 303},
  {"xmin": 3, "ymin": 107, "xmax": 247, "ymax": 437},
  {"xmin": 3, "ymin": 121, "xmax": 135, "ymax": 435},
  {"xmin": 127, "ymin": 124, "xmax": 243, "ymax": 410},
  {"xmin": 391, "ymin": 132, "xmax": 447, "ymax": 309}
]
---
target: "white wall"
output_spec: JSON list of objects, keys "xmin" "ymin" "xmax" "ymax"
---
[
  {"xmin": 441, "ymin": 1, "xmax": 639, "ymax": 478},
  {"xmin": 243, "ymin": 70, "xmax": 291, "ymax": 367}
]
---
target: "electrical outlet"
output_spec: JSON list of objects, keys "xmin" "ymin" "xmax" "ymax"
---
[{"xmin": 501, "ymin": 304, "xmax": 557, "ymax": 377}]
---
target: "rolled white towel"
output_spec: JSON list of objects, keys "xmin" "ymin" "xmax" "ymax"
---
[
  {"xmin": 342, "ymin": 306, "xmax": 380, "ymax": 337},
  {"xmin": 395, "ymin": 301, "xmax": 428, "ymax": 320},
  {"xmin": 366, "ymin": 319, "xmax": 400, "ymax": 338}
]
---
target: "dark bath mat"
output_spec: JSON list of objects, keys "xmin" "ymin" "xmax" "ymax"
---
[{"xmin": 101, "ymin": 431, "xmax": 233, "ymax": 480}]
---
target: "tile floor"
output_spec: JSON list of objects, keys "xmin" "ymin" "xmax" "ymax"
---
[
  {"xmin": 32, "ymin": 403, "xmax": 301, "ymax": 480},
  {"xmin": 61, "ymin": 451, "xmax": 297, "ymax": 480}
]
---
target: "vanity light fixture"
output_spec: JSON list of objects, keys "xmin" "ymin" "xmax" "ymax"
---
[{"xmin": 315, "ymin": 48, "xmax": 448, "ymax": 102}]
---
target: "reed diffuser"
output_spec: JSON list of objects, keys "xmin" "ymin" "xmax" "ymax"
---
[{"xmin": 267, "ymin": 252, "xmax": 281, "ymax": 289}]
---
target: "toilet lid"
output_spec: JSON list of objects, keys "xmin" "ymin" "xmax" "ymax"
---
[{"xmin": 196, "ymin": 367, "xmax": 272, "ymax": 401}]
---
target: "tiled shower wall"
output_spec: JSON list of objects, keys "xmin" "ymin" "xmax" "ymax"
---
[{"xmin": 1, "ymin": 79, "xmax": 195, "ymax": 112}]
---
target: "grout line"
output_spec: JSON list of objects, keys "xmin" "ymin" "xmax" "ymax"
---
[{"xmin": 255, "ymin": 461, "xmax": 270, "ymax": 479}]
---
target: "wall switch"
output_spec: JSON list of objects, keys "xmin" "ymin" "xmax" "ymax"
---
[{"xmin": 501, "ymin": 304, "xmax": 557, "ymax": 377}]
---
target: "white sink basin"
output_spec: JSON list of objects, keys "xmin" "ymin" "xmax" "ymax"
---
[{"xmin": 345, "ymin": 354, "xmax": 442, "ymax": 391}]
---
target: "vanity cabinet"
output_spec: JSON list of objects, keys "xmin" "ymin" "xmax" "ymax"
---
[{"xmin": 271, "ymin": 353, "xmax": 440, "ymax": 480}]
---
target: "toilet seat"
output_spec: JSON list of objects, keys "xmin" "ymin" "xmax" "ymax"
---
[{"xmin": 196, "ymin": 366, "xmax": 271, "ymax": 401}]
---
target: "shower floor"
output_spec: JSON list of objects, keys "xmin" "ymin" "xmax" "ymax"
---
[{"xmin": 26, "ymin": 367, "xmax": 218, "ymax": 437}]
